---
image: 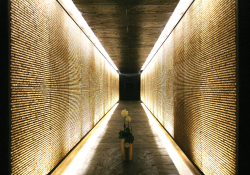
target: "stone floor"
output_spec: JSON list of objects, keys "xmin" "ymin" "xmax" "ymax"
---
[{"xmin": 67, "ymin": 101, "xmax": 179, "ymax": 175}]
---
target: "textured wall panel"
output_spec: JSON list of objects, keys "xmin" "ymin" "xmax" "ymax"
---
[
  {"xmin": 10, "ymin": 1, "xmax": 52, "ymax": 174},
  {"xmin": 163, "ymin": 34, "xmax": 174, "ymax": 136},
  {"xmin": 199, "ymin": 1, "xmax": 237, "ymax": 174},
  {"xmin": 48, "ymin": 1, "xmax": 71, "ymax": 170},
  {"xmin": 10, "ymin": 0, "xmax": 119, "ymax": 174},
  {"xmin": 141, "ymin": 0, "xmax": 237, "ymax": 174}
]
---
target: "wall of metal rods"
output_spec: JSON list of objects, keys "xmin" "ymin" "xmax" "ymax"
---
[
  {"xmin": 141, "ymin": 0, "xmax": 237, "ymax": 174},
  {"xmin": 10, "ymin": 0, "xmax": 119, "ymax": 174}
]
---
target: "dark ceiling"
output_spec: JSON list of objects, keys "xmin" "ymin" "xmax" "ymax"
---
[{"xmin": 72, "ymin": 0, "xmax": 179, "ymax": 73}]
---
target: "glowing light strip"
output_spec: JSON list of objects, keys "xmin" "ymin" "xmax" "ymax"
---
[
  {"xmin": 141, "ymin": 103, "xmax": 195, "ymax": 175},
  {"xmin": 58, "ymin": 0, "xmax": 118, "ymax": 71},
  {"xmin": 52, "ymin": 103, "xmax": 119, "ymax": 175},
  {"xmin": 141, "ymin": 0, "xmax": 194, "ymax": 71}
]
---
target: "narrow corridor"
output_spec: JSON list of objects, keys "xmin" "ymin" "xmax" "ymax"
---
[
  {"xmin": 60, "ymin": 101, "xmax": 180, "ymax": 175},
  {"xmin": 4, "ymin": 0, "xmax": 241, "ymax": 174}
]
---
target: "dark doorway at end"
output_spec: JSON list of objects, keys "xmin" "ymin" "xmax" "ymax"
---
[{"xmin": 119, "ymin": 73, "xmax": 140, "ymax": 101}]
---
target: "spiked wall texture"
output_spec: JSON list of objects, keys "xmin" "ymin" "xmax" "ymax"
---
[
  {"xmin": 141, "ymin": 0, "xmax": 237, "ymax": 174},
  {"xmin": 10, "ymin": 0, "xmax": 119, "ymax": 174}
]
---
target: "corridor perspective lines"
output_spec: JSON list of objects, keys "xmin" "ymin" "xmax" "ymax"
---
[{"xmin": 61, "ymin": 101, "xmax": 179, "ymax": 175}]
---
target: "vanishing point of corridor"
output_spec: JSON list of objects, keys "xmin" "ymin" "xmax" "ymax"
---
[{"xmin": 4, "ymin": 0, "xmax": 241, "ymax": 174}]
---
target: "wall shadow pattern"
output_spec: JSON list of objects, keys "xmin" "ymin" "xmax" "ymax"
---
[
  {"xmin": 141, "ymin": 0, "xmax": 237, "ymax": 174},
  {"xmin": 9, "ymin": 0, "xmax": 119, "ymax": 174}
]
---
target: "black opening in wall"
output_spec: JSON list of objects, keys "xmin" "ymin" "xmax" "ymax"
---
[
  {"xmin": 119, "ymin": 73, "xmax": 140, "ymax": 101},
  {"xmin": 0, "ymin": 0, "xmax": 10, "ymax": 174}
]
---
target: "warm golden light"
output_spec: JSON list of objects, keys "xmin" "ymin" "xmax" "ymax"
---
[
  {"xmin": 10, "ymin": 0, "xmax": 119, "ymax": 174},
  {"xmin": 140, "ymin": 0, "xmax": 237, "ymax": 174},
  {"xmin": 141, "ymin": 103, "xmax": 193, "ymax": 175},
  {"xmin": 58, "ymin": 0, "xmax": 118, "ymax": 71},
  {"xmin": 141, "ymin": 0, "xmax": 194, "ymax": 70},
  {"xmin": 52, "ymin": 103, "xmax": 119, "ymax": 175}
]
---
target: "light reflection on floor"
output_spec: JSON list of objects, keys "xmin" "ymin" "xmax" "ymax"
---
[
  {"xmin": 141, "ymin": 103, "xmax": 193, "ymax": 175},
  {"xmin": 61, "ymin": 103, "xmax": 119, "ymax": 175},
  {"xmin": 55, "ymin": 102, "xmax": 196, "ymax": 175}
]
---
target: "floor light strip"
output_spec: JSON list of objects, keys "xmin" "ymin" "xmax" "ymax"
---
[
  {"xmin": 141, "ymin": 103, "xmax": 201, "ymax": 175},
  {"xmin": 51, "ymin": 103, "xmax": 119, "ymax": 175}
]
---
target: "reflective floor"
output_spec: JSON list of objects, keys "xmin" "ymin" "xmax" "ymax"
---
[{"xmin": 61, "ymin": 101, "xmax": 180, "ymax": 175}]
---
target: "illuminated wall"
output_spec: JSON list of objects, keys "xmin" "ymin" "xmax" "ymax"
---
[
  {"xmin": 10, "ymin": 0, "xmax": 119, "ymax": 174},
  {"xmin": 141, "ymin": 0, "xmax": 237, "ymax": 174}
]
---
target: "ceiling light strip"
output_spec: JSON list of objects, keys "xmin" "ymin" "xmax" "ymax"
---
[
  {"xmin": 57, "ymin": 0, "xmax": 119, "ymax": 71},
  {"xmin": 141, "ymin": 0, "xmax": 194, "ymax": 71}
]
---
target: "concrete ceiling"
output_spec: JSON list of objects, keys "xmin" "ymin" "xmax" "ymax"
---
[{"xmin": 72, "ymin": 0, "xmax": 179, "ymax": 73}]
